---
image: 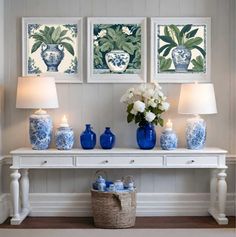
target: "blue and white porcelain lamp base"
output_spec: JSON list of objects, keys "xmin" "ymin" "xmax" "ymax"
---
[
  {"xmin": 186, "ymin": 115, "xmax": 206, "ymax": 150},
  {"xmin": 29, "ymin": 109, "xmax": 52, "ymax": 150}
]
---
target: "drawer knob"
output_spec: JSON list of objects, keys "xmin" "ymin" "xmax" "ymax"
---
[
  {"xmin": 103, "ymin": 160, "xmax": 109, "ymax": 164},
  {"xmin": 130, "ymin": 159, "xmax": 135, "ymax": 163},
  {"xmin": 42, "ymin": 160, "xmax": 48, "ymax": 164}
]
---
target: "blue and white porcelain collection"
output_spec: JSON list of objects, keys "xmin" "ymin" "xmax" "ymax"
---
[{"xmin": 92, "ymin": 175, "xmax": 135, "ymax": 193}]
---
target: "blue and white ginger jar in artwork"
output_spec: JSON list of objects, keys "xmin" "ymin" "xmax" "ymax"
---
[
  {"xmin": 55, "ymin": 127, "xmax": 74, "ymax": 150},
  {"xmin": 41, "ymin": 44, "xmax": 64, "ymax": 72},
  {"xmin": 172, "ymin": 45, "xmax": 191, "ymax": 72},
  {"xmin": 105, "ymin": 50, "xmax": 130, "ymax": 73},
  {"xmin": 29, "ymin": 114, "xmax": 52, "ymax": 150},
  {"xmin": 160, "ymin": 130, "xmax": 178, "ymax": 150},
  {"xmin": 186, "ymin": 117, "xmax": 206, "ymax": 150}
]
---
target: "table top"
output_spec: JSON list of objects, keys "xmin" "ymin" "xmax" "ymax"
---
[{"xmin": 10, "ymin": 147, "xmax": 227, "ymax": 155}]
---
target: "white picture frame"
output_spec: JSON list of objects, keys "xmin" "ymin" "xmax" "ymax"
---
[
  {"xmin": 151, "ymin": 17, "xmax": 211, "ymax": 83},
  {"xmin": 87, "ymin": 17, "xmax": 147, "ymax": 83},
  {"xmin": 22, "ymin": 17, "xmax": 83, "ymax": 83}
]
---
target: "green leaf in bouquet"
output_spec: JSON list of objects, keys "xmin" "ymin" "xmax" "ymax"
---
[{"xmin": 127, "ymin": 113, "xmax": 134, "ymax": 123}]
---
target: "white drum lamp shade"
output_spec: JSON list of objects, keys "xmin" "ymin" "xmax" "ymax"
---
[
  {"xmin": 178, "ymin": 83, "xmax": 217, "ymax": 150},
  {"xmin": 178, "ymin": 83, "xmax": 217, "ymax": 115},
  {"xmin": 16, "ymin": 76, "xmax": 58, "ymax": 150},
  {"xmin": 16, "ymin": 76, "xmax": 58, "ymax": 109}
]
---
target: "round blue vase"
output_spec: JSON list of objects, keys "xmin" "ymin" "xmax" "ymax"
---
[
  {"xmin": 55, "ymin": 127, "xmax": 74, "ymax": 150},
  {"xmin": 136, "ymin": 123, "xmax": 156, "ymax": 150},
  {"xmin": 186, "ymin": 117, "xmax": 206, "ymax": 150},
  {"xmin": 29, "ymin": 114, "xmax": 52, "ymax": 150},
  {"xmin": 100, "ymin": 127, "xmax": 115, "ymax": 149},
  {"xmin": 80, "ymin": 124, "xmax": 96, "ymax": 149},
  {"xmin": 160, "ymin": 130, "xmax": 178, "ymax": 150}
]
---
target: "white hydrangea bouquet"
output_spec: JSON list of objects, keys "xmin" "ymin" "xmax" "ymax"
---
[{"xmin": 120, "ymin": 83, "xmax": 170, "ymax": 127}]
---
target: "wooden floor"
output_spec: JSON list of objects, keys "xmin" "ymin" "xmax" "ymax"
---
[{"xmin": 0, "ymin": 216, "xmax": 235, "ymax": 229}]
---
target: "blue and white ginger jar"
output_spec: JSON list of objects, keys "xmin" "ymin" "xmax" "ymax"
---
[
  {"xmin": 55, "ymin": 127, "xmax": 74, "ymax": 150},
  {"xmin": 160, "ymin": 130, "xmax": 178, "ymax": 150}
]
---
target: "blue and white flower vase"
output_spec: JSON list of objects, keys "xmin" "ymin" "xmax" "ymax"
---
[
  {"xmin": 186, "ymin": 117, "xmax": 206, "ymax": 150},
  {"xmin": 29, "ymin": 114, "xmax": 52, "ymax": 150},
  {"xmin": 80, "ymin": 124, "xmax": 96, "ymax": 149},
  {"xmin": 105, "ymin": 50, "xmax": 130, "ymax": 73},
  {"xmin": 55, "ymin": 127, "xmax": 74, "ymax": 150},
  {"xmin": 160, "ymin": 130, "xmax": 178, "ymax": 150},
  {"xmin": 41, "ymin": 44, "xmax": 64, "ymax": 72},
  {"xmin": 136, "ymin": 123, "xmax": 156, "ymax": 149},
  {"xmin": 100, "ymin": 127, "xmax": 116, "ymax": 149},
  {"xmin": 172, "ymin": 45, "xmax": 191, "ymax": 72}
]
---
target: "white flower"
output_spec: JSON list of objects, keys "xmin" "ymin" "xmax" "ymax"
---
[
  {"xmin": 98, "ymin": 29, "xmax": 107, "ymax": 38},
  {"xmin": 160, "ymin": 102, "xmax": 170, "ymax": 111},
  {"xmin": 94, "ymin": 41, "xmax": 99, "ymax": 47},
  {"xmin": 127, "ymin": 88, "xmax": 135, "ymax": 94},
  {"xmin": 145, "ymin": 111, "xmax": 156, "ymax": 123},
  {"xmin": 143, "ymin": 88, "xmax": 155, "ymax": 99},
  {"xmin": 158, "ymin": 91, "xmax": 164, "ymax": 97},
  {"xmin": 147, "ymin": 99, "xmax": 157, "ymax": 108},
  {"xmin": 130, "ymin": 108, "xmax": 137, "ymax": 115},
  {"xmin": 93, "ymin": 36, "xmax": 98, "ymax": 40},
  {"xmin": 133, "ymin": 100, "xmax": 145, "ymax": 113},
  {"xmin": 122, "ymin": 26, "xmax": 132, "ymax": 35}
]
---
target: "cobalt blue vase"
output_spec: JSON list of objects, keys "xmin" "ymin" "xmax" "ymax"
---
[
  {"xmin": 80, "ymin": 124, "xmax": 96, "ymax": 149},
  {"xmin": 136, "ymin": 123, "xmax": 156, "ymax": 149},
  {"xmin": 100, "ymin": 127, "xmax": 116, "ymax": 149}
]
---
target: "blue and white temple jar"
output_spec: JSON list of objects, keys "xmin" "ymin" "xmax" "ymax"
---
[
  {"xmin": 186, "ymin": 117, "xmax": 206, "ymax": 150},
  {"xmin": 160, "ymin": 130, "xmax": 178, "ymax": 150},
  {"xmin": 55, "ymin": 127, "xmax": 74, "ymax": 150},
  {"xmin": 29, "ymin": 114, "xmax": 52, "ymax": 150}
]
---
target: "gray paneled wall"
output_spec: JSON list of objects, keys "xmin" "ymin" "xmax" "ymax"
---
[{"xmin": 2, "ymin": 0, "xmax": 236, "ymax": 194}]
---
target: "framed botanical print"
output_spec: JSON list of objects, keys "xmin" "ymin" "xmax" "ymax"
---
[
  {"xmin": 151, "ymin": 17, "xmax": 211, "ymax": 83},
  {"xmin": 22, "ymin": 17, "xmax": 83, "ymax": 83},
  {"xmin": 87, "ymin": 17, "xmax": 147, "ymax": 83}
]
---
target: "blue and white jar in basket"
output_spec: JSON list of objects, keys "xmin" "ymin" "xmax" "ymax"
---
[
  {"xmin": 55, "ymin": 127, "xmax": 74, "ymax": 150},
  {"xmin": 160, "ymin": 130, "xmax": 178, "ymax": 150}
]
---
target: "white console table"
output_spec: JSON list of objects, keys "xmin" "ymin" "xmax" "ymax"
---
[{"xmin": 10, "ymin": 147, "xmax": 228, "ymax": 225}]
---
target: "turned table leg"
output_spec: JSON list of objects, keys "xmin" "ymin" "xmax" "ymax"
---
[
  {"xmin": 20, "ymin": 169, "xmax": 30, "ymax": 213},
  {"xmin": 217, "ymin": 169, "xmax": 227, "ymax": 220},
  {"xmin": 10, "ymin": 169, "xmax": 21, "ymax": 221}
]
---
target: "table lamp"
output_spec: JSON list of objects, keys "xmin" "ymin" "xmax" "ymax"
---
[
  {"xmin": 16, "ymin": 76, "xmax": 59, "ymax": 150},
  {"xmin": 178, "ymin": 83, "xmax": 217, "ymax": 149}
]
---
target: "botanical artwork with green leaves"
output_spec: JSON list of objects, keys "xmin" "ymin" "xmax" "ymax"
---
[
  {"xmin": 157, "ymin": 24, "xmax": 206, "ymax": 73},
  {"xmin": 27, "ymin": 23, "xmax": 79, "ymax": 75},
  {"xmin": 93, "ymin": 24, "xmax": 141, "ymax": 74}
]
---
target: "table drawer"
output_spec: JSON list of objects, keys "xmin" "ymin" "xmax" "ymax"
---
[
  {"xmin": 76, "ymin": 156, "xmax": 163, "ymax": 167},
  {"xmin": 166, "ymin": 156, "xmax": 218, "ymax": 166},
  {"xmin": 20, "ymin": 156, "xmax": 74, "ymax": 167}
]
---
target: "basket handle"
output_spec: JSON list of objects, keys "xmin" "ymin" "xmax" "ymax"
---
[{"xmin": 113, "ymin": 193, "xmax": 131, "ymax": 211}]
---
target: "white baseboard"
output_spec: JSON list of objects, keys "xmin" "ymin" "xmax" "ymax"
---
[
  {"xmin": 0, "ymin": 194, "xmax": 10, "ymax": 224},
  {"xmin": 1, "ymin": 192, "xmax": 235, "ymax": 221}
]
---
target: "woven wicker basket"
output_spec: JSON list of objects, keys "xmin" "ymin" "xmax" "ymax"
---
[{"xmin": 91, "ymin": 189, "xmax": 136, "ymax": 229}]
